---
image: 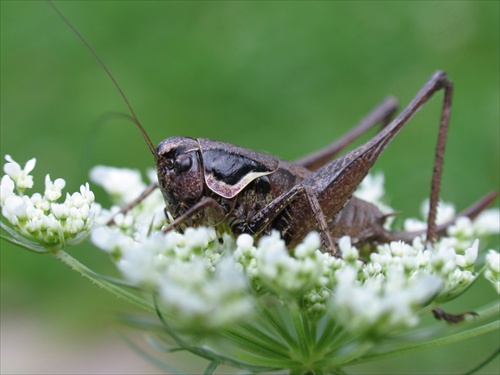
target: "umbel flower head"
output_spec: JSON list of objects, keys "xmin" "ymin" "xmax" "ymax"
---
[
  {"xmin": 87, "ymin": 165, "xmax": 499, "ymax": 373},
  {"xmin": 1, "ymin": 158, "xmax": 499, "ymax": 373},
  {"xmin": 1, "ymin": 155, "xmax": 98, "ymax": 251}
]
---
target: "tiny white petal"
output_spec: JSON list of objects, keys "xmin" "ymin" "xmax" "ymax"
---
[
  {"xmin": 237, "ymin": 233, "xmax": 254, "ymax": 250},
  {"xmin": 474, "ymin": 208, "xmax": 500, "ymax": 235},
  {"xmin": 0, "ymin": 175, "xmax": 15, "ymax": 205}
]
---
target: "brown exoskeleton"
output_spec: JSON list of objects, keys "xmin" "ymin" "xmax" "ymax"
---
[
  {"xmin": 50, "ymin": 2, "xmax": 496, "ymax": 257},
  {"xmin": 111, "ymin": 71, "xmax": 495, "ymax": 258},
  {"xmin": 149, "ymin": 72, "xmax": 495, "ymax": 255}
]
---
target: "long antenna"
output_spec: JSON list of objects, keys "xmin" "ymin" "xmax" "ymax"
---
[{"xmin": 47, "ymin": 0, "xmax": 158, "ymax": 157}]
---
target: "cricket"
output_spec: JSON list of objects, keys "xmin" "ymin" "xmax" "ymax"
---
[{"xmin": 49, "ymin": 1, "xmax": 496, "ymax": 259}]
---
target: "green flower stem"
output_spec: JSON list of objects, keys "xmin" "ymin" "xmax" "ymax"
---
[
  {"xmin": 203, "ymin": 360, "xmax": 220, "ymax": 375},
  {"xmin": 221, "ymin": 328, "xmax": 291, "ymax": 360},
  {"xmin": 320, "ymin": 340, "xmax": 375, "ymax": 369},
  {"xmin": 304, "ymin": 313, "xmax": 317, "ymax": 351},
  {"xmin": 350, "ymin": 315, "xmax": 499, "ymax": 365},
  {"xmin": 238, "ymin": 322, "xmax": 291, "ymax": 354},
  {"xmin": 474, "ymin": 301, "xmax": 500, "ymax": 321},
  {"xmin": 261, "ymin": 307, "xmax": 299, "ymax": 348},
  {"xmin": 1, "ymin": 221, "xmax": 49, "ymax": 253},
  {"xmin": 290, "ymin": 303, "xmax": 311, "ymax": 360},
  {"xmin": 314, "ymin": 317, "xmax": 342, "ymax": 353},
  {"xmin": 53, "ymin": 250, "xmax": 155, "ymax": 313},
  {"xmin": 152, "ymin": 296, "xmax": 277, "ymax": 373}
]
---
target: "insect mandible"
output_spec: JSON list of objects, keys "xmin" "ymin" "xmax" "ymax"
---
[{"xmin": 49, "ymin": 2, "xmax": 496, "ymax": 256}]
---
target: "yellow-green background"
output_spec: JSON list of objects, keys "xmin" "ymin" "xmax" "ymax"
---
[{"xmin": 1, "ymin": 1, "xmax": 498, "ymax": 374}]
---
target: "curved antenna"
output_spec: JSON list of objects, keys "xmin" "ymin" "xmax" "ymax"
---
[{"xmin": 47, "ymin": 0, "xmax": 158, "ymax": 157}]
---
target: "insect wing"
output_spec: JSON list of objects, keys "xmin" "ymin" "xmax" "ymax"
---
[{"xmin": 198, "ymin": 138, "xmax": 279, "ymax": 199}]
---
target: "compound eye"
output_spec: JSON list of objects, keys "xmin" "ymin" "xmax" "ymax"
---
[{"xmin": 174, "ymin": 154, "xmax": 192, "ymax": 174}]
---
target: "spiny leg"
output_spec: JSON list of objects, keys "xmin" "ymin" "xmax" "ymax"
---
[
  {"xmin": 303, "ymin": 186, "xmax": 338, "ymax": 254},
  {"xmin": 293, "ymin": 72, "xmax": 454, "ymax": 252},
  {"xmin": 106, "ymin": 182, "xmax": 159, "ymax": 225},
  {"xmin": 426, "ymin": 76, "xmax": 453, "ymax": 244},
  {"xmin": 247, "ymin": 185, "xmax": 306, "ymax": 237}
]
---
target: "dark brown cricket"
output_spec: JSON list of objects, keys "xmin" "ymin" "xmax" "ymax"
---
[
  {"xmin": 49, "ymin": 3, "xmax": 496, "ymax": 255},
  {"xmin": 152, "ymin": 73, "xmax": 494, "ymax": 253},
  {"xmin": 49, "ymin": 1, "xmax": 497, "ymax": 321}
]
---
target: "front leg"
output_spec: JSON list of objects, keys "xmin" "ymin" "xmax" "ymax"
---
[
  {"xmin": 245, "ymin": 184, "xmax": 305, "ymax": 237},
  {"xmin": 245, "ymin": 183, "xmax": 339, "ymax": 254},
  {"xmin": 107, "ymin": 182, "xmax": 159, "ymax": 225},
  {"xmin": 162, "ymin": 196, "xmax": 226, "ymax": 233}
]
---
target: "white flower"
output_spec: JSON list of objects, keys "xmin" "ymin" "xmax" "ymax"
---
[
  {"xmin": 338, "ymin": 236, "xmax": 359, "ymax": 261},
  {"xmin": 448, "ymin": 217, "xmax": 474, "ymax": 239},
  {"xmin": 3, "ymin": 155, "xmax": 36, "ymax": 190},
  {"xmin": 44, "ymin": 175, "xmax": 66, "ymax": 201},
  {"xmin": 0, "ymin": 175, "xmax": 15, "ymax": 205},
  {"xmin": 354, "ymin": 172, "xmax": 394, "ymax": 218},
  {"xmin": 90, "ymin": 165, "xmax": 146, "ymax": 204},
  {"xmin": 355, "ymin": 172, "xmax": 385, "ymax": 203},
  {"xmin": 403, "ymin": 217, "xmax": 427, "ymax": 232},
  {"xmin": 236, "ymin": 233, "xmax": 254, "ymax": 251},
  {"xmin": 456, "ymin": 239, "xmax": 479, "ymax": 267},
  {"xmin": 2, "ymin": 195, "xmax": 29, "ymax": 224},
  {"xmin": 474, "ymin": 208, "xmax": 500, "ymax": 235},
  {"xmin": 485, "ymin": 250, "xmax": 500, "ymax": 294}
]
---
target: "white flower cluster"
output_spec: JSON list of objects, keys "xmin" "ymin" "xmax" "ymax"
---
[
  {"xmin": 234, "ymin": 230, "xmax": 485, "ymax": 336},
  {"xmin": 92, "ymin": 225, "xmax": 254, "ymax": 329},
  {"xmin": 87, "ymin": 166, "xmax": 499, "ymax": 337},
  {"xmin": 331, "ymin": 236, "xmax": 480, "ymax": 336},
  {"xmin": 234, "ymin": 231, "xmax": 328, "ymax": 296},
  {"xmin": 3, "ymin": 157, "xmax": 498, "ymax": 372},
  {"xmin": 1, "ymin": 155, "xmax": 97, "ymax": 249}
]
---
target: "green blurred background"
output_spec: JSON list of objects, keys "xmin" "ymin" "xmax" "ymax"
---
[{"xmin": 1, "ymin": 1, "xmax": 498, "ymax": 374}]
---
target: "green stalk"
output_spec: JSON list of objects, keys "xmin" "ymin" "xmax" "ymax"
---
[
  {"xmin": 261, "ymin": 307, "xmax": 299, "ymax": 347},
  {"xmin": 350, "ymin": 319, "xmax": 499, "ymax": 365},
  {"xmin": 53, "ymin": 250, "xmax": 155, "ymax": 313},
  {"xmin": 291, "ymin": 303, "xmax": 311, "ymax": 360}
]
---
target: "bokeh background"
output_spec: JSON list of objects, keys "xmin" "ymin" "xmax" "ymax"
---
[{"xmin": 1, "ymin": 1, "xmax": 498, "ymax": 374}]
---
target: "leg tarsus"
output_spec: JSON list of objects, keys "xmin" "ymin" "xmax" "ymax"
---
[
  {"xmin": 387, "ymin": 191, "xmax": 498, "ymax": 243},
  {"xmin": 432, "ymin": 307, "xmax": 478, "ymax": 323}
]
